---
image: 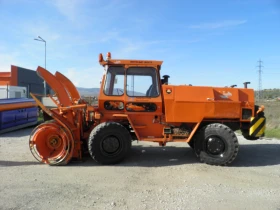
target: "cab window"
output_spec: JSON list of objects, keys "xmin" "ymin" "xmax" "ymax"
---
[
  {"xmin": 126, "ymin": 67, "xmax": 159, "ymax": 97},
  {"xmin": 104, "ymin": 66, "xmax": 125, "ymax": 96}
]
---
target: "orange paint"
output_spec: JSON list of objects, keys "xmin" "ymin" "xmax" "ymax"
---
[
  {"xmin": 29, "ymin": 53, "xmax": 264, "ymax": 165},
  {"xmin": 55, "ymin": 71, "xmax": 81, "ymax": 103},
  {"xmin": 0, "ymin": 102, "xmax": 36, "ymax": 111},
  {"xmin": 0, "ymin": 72, "xmax": 11, "ymax": 85},
  {"xmin": 10, "ymin": 65, "xmax": 18, "ymax": 86}
]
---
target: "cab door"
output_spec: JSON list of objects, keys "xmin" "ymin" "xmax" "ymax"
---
[{"xmin": 124, "ymin": 67, "xmax": 164, "ymax": 139}]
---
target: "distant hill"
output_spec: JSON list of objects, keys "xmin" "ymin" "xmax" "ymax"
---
[
  {"xmin": 77, "ymin": 87, "xmax": 100, "ymax": 97},
  {"xmin": 255, "ymin": 89, "xmax": 280, "ymax": 100}
]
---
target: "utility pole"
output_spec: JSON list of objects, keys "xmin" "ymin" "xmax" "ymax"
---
[
  {"xmin": 257, "ymin": 59, "xmax": 263, "ymax": 102},
  {"xmin": 34, "ymin": 36, "xmax": 47, "ymax": 96}
]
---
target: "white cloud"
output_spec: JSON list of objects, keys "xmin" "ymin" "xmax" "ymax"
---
[
  {"xmin": 0, "ymin": 53, "xmax": 18, "ymax": 72},
  {"xmin": 19, "ymin": 23, "xmax": 61, "ymax": 42},
  {"xmin": 50, "ymin": 0, "xmax": 86, "ymax": 21},
  {"xmin": 189, "ymin": 20, "xmax": 247, "ymax": 29},
  {"xmin": 63, "ymin": 64, "xmax": 104, "ymax": 88}
]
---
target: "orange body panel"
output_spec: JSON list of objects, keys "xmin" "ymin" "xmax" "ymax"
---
[
  {"xmin": 29, "ymin": 53, "xmax": 261, "ymax": 165},
  {"xmin": 35, "ymin": 56, "xmax": 255, "ymax": 143},
  {"xmin": 162, "ymin": 85, "xmax": 254, "ymax": 123},
  {"xmin": 96, "ymin": 54, "xmax": 255, "ymax": 140}
]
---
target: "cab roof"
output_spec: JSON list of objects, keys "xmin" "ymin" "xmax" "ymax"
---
[{"xmin": 99, "ymin": 52, "xmax": 163, "ymax": 67}]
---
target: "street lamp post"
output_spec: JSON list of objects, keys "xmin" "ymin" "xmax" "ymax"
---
[{"xmin": 34, "ymin": 36, "xmax": 47, "ymax": 96}]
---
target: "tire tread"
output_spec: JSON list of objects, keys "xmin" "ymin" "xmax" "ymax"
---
[
  {"xmin": 88, "ymin": 122, "xmax": 131, "ymax": 164},
  {"xmin": 195, "ymin": 123, "xmax": 239, "ymax": 166}
]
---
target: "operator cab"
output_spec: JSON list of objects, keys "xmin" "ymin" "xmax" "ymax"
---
[
  {"xmin": 99, "ymin": 52, "xmax": 163, "ymax": 100},
  {"xmin": 98, "ymin": 52, "xmax": 165, "ymax": 116},
  {"xmin": 103, "ymin": 66, "xmax": 160, "ymax": 98}
]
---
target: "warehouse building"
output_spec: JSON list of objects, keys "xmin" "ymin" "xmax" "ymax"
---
[{"xmin": 0, "ymin": 65, "xmax": 51, "ymax": 98}]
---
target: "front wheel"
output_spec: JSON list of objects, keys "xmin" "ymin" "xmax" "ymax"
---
[
  {"xmin": 193, "ymin": 123, "xmax": 239, "ymax": 166},
  {"xmin": 88, "ymin": 122, "xmax": 131, "ymax": 164}
]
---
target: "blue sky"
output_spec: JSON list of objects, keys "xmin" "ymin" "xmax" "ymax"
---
[{"xmin": 0, "ymin": 0, "xmax": 279, "ymax": 90}]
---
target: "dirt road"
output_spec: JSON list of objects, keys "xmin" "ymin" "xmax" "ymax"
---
[{"xmin": 0, "ymin": 128, "xmax": 280, "ymax": 210}]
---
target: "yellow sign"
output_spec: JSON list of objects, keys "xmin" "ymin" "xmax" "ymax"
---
[{"xmin": 249, "ymin": 116, "xmax": 266, "ymax": 137}]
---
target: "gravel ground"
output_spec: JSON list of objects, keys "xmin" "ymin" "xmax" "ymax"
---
[{"xmin": 0, "ymin": 127, "xmax": 280, "ymax": 210}]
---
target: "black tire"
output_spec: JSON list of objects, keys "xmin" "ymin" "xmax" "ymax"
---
[
  {"xmin": 193, "ymin": 123, "xmax": 239, "ymax": 166},
  {"xmin": 188, "ymin": 140, "xmax": 194, "ymax": 149},
  {"xmin": 88, "ymin": 122, "xmax": 132, "ymax": 164}
]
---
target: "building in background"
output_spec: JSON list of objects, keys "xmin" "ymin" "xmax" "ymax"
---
[
  {"xmin": 0, "ymin": 86, "xmax": 27, "ymax": 98},
  {"xmin": 0, "ymin": 65, "xmax": 51, "ymax": 98}
]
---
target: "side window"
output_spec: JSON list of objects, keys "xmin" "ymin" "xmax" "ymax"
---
[
  {"xmin": 126, "ymin": 67, "xmax": 159, "ymax": 97},
  {"xmin": 104, "ymin": 66, "xmax": 125, "ymax": 96}
]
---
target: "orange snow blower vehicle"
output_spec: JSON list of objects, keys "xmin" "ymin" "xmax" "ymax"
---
[{"xmin": 29, "ymin": 52, "xmax": 266, "ymax": 166}]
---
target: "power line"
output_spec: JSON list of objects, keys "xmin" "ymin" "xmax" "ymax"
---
[{"xmin": 257, "ymin": 59, "xmax": 263, "ymax": 101}]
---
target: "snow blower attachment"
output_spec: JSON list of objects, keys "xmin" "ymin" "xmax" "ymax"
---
[{"xmin": 29, "ymin": 53, "xmax": 266, "ymax": 166}]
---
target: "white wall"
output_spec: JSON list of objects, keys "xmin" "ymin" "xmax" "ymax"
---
[{"xmin": 0, "ymin": 86, "xmax": 27, "ymax": 99}]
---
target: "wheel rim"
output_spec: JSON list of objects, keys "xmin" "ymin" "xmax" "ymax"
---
[
  {"xmin": 101, "ymin": 135, "xmax": 121, "ymax": 156},
  {"xmin": 205, "ymin": 135, "xmax": 226, "ymax": 156}
]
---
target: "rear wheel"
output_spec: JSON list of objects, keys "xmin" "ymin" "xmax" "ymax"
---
[
  {"xmin": 193, "ymin": 123, "xmax": 239, "ymax": 166},
  {"xmin": 88, "ymin": 122, "xmax": 132, "ymax": 164}
]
